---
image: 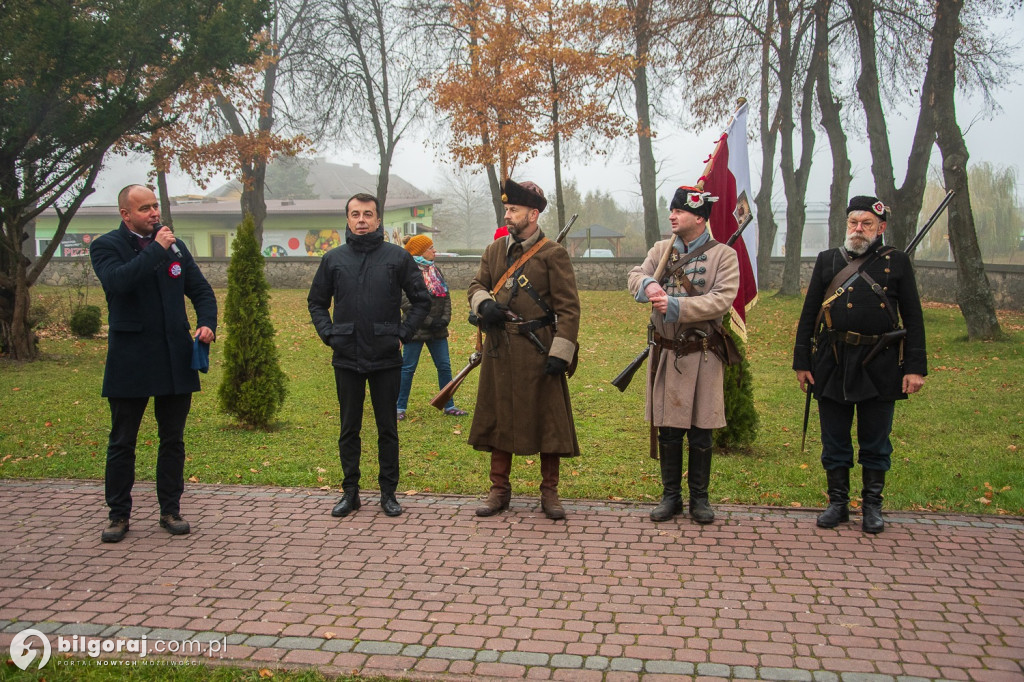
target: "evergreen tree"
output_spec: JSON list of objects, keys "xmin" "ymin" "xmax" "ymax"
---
[
  {"xmin": 715, "ymin": 313, "xmax": 759, "ymax": 449},
  {"xmin": 218, "ymin": 215, "xmax": 287, "ymax": 428}
]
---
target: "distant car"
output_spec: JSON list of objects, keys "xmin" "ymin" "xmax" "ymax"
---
[
  {"xmin": 434, "ymin": 251, "xmax": 460, "ymax": 257},
  {"xmin": 581, "ymin": 249, "xmax": 615, "ymax": 258}
]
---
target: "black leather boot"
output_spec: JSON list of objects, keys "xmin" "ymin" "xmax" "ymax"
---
[
  {"xmin": 331, "ymin": 489, "xmax": 361, "ymax": 517},
  {"xmin": 816, "ymin": 468, "xmax": 850, "ymax": 528},
  {"xmin": 687, "ymin": 443, "xmax": 715, "ymax": 525},
  {"xmin": 861, "ymin": 468, "xmax": 886, "ymax": 534},
  {"xmin": 380, "ymin": 490, "xmax": 402, "ymax": 517},
  {"xmin": 650, "ymin": 441, "xmax": 683, "ymax": 522}
]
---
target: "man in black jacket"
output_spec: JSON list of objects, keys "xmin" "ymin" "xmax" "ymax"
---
[
  {"xmin": 90, "ymin": 185, "xmax": 217, "ymax": 543},
  {"xmin": 793, "ymin": 195, "xmax": 927, "ymax": 534},
  {"xmin": 308, "ymin": 193, "xmax": 431, "ymax": 518}
]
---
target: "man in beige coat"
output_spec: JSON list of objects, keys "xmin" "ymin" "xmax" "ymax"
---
[
  {"xmin": 468, "ymin": 179, "xmax": 581, "ymax": 520},
  {"xmin": 627, "ymin": 186, "xmax": 739, "ymax": 524}
]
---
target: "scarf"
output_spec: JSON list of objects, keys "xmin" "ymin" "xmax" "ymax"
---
[{"xmin": 415, "ymin": 256, "xmax": 448, "ymax": 297}]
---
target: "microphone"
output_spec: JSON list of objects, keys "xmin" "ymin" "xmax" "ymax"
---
[{"xmin": 155, "ymin": 223, "xmax": 182, "ymax": 258}]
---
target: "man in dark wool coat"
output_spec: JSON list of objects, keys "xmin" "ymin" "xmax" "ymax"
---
[
  {"xmin": 794, "ymin": 195, "xmax": 927, "ymax": 534},
  {"xmin": 468, "ymin": 179, "xmax": 581, "ymax": 520},
  {"xmin": 90, "ymin": 184, "xmax": 217, "ymax": 543}
]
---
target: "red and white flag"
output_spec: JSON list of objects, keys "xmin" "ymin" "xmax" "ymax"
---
[{"xmin": 703, "ymin": 101, "xmax": 758, "ymax": 340}]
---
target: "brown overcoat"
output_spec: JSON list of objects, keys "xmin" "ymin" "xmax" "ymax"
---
[
  {"xmin": 467, "ymin": 230, "xmax": 581, "ymax": 456},
  {"xmin": 627, "ymin": 234, "xmax": 739, "ymax": 430}
]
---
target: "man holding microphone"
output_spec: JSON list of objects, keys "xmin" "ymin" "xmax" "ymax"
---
[{"xmin": 90, "ymin": 184, "xmax": 217, "ymax": 543}]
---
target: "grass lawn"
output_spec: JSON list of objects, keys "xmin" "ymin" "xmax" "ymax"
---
[{"xmin": 1, "ymin": 287, "xmax": 1021, "ymax": 515}]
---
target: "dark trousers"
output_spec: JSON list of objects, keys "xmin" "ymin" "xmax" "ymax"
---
[
  {"xmin": 818, "ymin": 397, "xmax": 895, "ymax": 471},
  {"xmin": 105, "ymin": 394, "xmax": 192, "ymax": 521},
  {"xmin": 334, "ymin": 366, "xmax": 401, "ymax": 494},
  {"xmin": 657, "ymin": 425, "xmax": 712, "ymax": 450}
]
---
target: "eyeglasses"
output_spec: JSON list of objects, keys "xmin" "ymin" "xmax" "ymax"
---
[{"xmin": 846, "ymin": 219, "xmax": 879, "ymax": 230}]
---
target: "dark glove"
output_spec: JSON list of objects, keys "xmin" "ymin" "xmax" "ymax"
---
[
  {"xmin": 478, "ymin": 299, "xmax": 509, "ymax": 328},
  {"xmin": 544, "ymin": 356, "xmax": 569, "ymax": 376}
]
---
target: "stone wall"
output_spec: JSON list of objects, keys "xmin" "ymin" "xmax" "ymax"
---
[{"xmin": 39, "ymin": 256, "xmax": 1024, "ymax": 310}]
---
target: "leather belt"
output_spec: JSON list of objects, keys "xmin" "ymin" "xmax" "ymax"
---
[
  {"xmin": 837, "ymin": 331, "xmax": 881, "ymax": 346},
  {"xmin": 503, "ymin": 318, "xmax": 552, "ymax": 335},
  {"xmin": 652, "ymin": 331, "xmax": 707, "ymax": 357}
]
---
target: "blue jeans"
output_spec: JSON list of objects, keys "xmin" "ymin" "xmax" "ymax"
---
[
  {"xmin": 397, "ymin": 338, "xmax": 454, "ymax": 411},
  {"xmin": 817, "ymin": 397, "xmax": 895, "ymax": 472}
]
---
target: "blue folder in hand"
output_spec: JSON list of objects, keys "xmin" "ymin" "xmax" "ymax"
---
[{"xmin": 191, "ymin": 338, "xmax": 210, "ymax": 373}]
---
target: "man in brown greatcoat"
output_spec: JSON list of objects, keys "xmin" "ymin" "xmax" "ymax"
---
[
  {"xmin": 468, "ymin": 179, "xmax": 581, "ymax": 520},
  {"xmin": 627, "ymin": 186, "xmax": 739, "ymax": 525}
]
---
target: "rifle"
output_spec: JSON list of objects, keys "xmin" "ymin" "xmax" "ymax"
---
[
  {"xmin": 429, "ymin": 351, "xmax": 481, "ymax": 410},
  {"xmin": 429, "ymin": 212, "xmax": 578, "ymax": 409},
  {"xmin": 800, "ymin": 189, "xmax": 954, "ymax": 450}
]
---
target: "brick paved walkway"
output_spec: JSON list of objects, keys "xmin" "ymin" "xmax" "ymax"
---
[{"xmin": 1, "ymin": 479, "xmax": 1022, "ymax": 681}]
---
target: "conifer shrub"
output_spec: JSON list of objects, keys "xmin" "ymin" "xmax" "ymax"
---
[
  {"xmin": 715, "ymin": 312, "xmax": 759, "ymax": 449},
  {"xmin": 69, "ymin": 304, "xmax": 102, "ymax": 337},
  {"xmin": 218, "ymin": 215, "xmax": 287, "ymax": 428}
]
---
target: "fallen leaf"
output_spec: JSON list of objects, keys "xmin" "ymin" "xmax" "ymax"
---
[
  {"xmin": 188, "ymin": 475, "xmax": 199, "ymax": 483},
  {"xmin": 789, "ymin": 502, "xmax": 802, "ymax": 507},
  {"xmin": 976, "ymin": 497, "xmax": 992, "ymax": 505},
  {"xmin": 250, "ymin": 468, "xmax": 259, "ymax": 473},
  {"xmin": 609, "ymin": 496, "xmax": 623, "ymax": 501},
  {"xmin": 259, "ymin": 670, "xmax": 274, "ymax": 679},
  {"xmin": 44, "ymin": 421, "xmax": 53, "ymax": 427},
  {"xmin": 403, "ymin": 490, "xmax": 418, "ymax": 495},
  {"xmin": 799, "ymin": 463, "xmax": 808, "ymax": 469},
  {"xmin": 526, "ymin": 459, "xmax": 535, "ymax": 465},
  {"xmin": 12, "ymin": 387, "xmax": 20, "ymax": 391},
  {"xmin": 324, "ymin": 632, "xmax": 335, "ymax": 640}
]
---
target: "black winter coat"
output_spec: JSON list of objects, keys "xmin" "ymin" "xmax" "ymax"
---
[
  {"xmin": 307, "ymin": 227, "xmax": 431, "ymax": 372},
  {"xmin": 90, "ymin": 223, "xmax": 218, "ymax": 398},
  {"xmin": 793, "ymin": 236, "xmax": 927, "ymax": 403}
]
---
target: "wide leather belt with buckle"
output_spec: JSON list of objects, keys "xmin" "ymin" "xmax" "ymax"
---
[
  {"xmin": 503, "ymin": 319, "xmax": 550, "ymax": 334},
  {"xmin": 840, "ymin": 331, "xmax": 881, "ymax": 346},
  {"xmin": 652, "ymin": 331, "xmax": 707, "ymax": 356}
]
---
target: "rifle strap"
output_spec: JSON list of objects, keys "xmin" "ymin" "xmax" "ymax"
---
[
  {"xmin": 813, "ymin": 251, "xmax": 873, "ymax": 332},
  {"xmin": 662, "ymin": 239, "xmax": 719, "ymax": 294},
  {"xmin": 491, "ymin": 238, "xmax": 549, "ymax": 295}
]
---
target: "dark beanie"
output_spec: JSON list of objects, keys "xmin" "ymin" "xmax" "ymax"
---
[
  {"xmin": 500, "ymin": 179, "xmax": 547, "ymax": 212},
  {"xmin": 670, "ymin": 186, "xmax": 718, "ymax": 219},
  {"xmin": 847, "ymin": 195, "xmax": 889, "ymax": 221}
]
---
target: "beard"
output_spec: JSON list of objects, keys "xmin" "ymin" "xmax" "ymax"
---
[
  {"xmin": 845, "ymin": 233, "xmax": 870, "ymax": 256},
  {"xmin": 506, "ymin": 215, "xmax": 529, "ymax": 237}
]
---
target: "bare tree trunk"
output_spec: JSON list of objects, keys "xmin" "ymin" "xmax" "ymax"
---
[
  {"xmin": 931, "ymin": 0, "xmax": 1000, "ymax": 340},
  {"xmin": 552, "ymin": 125, "xmax": 566, "ymax": 233},
  {"xmin": 634, "ymin": 61, "xmax": 660, "ymax": 248},
  {"xmin": 776, "ymin": 0, "xmax": 817, "ymax": 296},
  {"xmin": 485, "ymin": 161, "xmax": 503, "ymax": 227},
  {"xmin": 848, "ymin": 0, "xmax": 934, "ymax": 249},
  {"xmin": 156, "ymin": 168, "xmax": 173, "ymax": 228},
  {"xmin": 629, "ymin": 0, "xmax": 660, "ymax": 249},
  {"xmin": 814, "ymin": 0, "xmax": 851, "ymax": 248},
  {"xmin": 754, "ymin": 0, "xmax": 780, "ymax": 290}
]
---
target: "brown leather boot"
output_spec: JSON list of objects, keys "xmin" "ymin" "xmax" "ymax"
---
[
  {"xmin": 476, "ymin": 450, "xmax": 512, "ymax": 517},
  {"xmin": 540, "ymin": 454, "xmax": 565, "ymax": 520}
]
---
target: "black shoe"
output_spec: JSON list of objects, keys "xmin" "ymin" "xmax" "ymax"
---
[
  {"xmin": 381, "ymin": 492, "xmax": 403, "ymax": 517},
  {"xmin": 331, "ymin": 490, "xmax": 361, "ymax": 517},
  {"xmin": 159, "ymin": 513, "xmax": 191, "ymax": 535},
  {"xmin": 101, "ymin": 518, "xmax": 129, "ymax": 543}
]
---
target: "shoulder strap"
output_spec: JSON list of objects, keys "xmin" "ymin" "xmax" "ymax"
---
[
  {"xmin": 664, "ymin": 239, "xmax": 719, "ymax": 296},
  {"xmin": 813, "ymin": 250, "xmax": 877, "ymax": 331},
  {"xmin": 491, "ymin": 237, "xmax": 550, "ymax": 295}
]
